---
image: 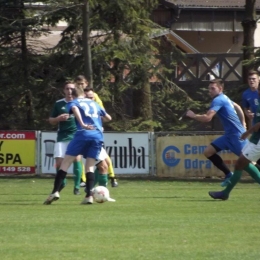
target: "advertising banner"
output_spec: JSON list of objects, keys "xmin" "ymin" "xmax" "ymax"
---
[
  {"xmin": 156, "ymin": 135, "xmax": 237, "ymax": 177},
  {"xmin": 0, "ymin": 131, "xmax": 36, "ymax": 174},
  {"xmin": 41, "ymin": 132, "xmax": 150, "ymax": 175}
]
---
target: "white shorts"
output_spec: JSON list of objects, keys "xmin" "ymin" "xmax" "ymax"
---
[
  {"xmin": 54, "ymin": 141, "xmax": 108, "ymax": 163},
  {"xmin": 54, "ymin": 141, "xmax": 70, "ymax": 158},
  {"xmin": 242, "ymin": 141, "xmax": 260, "ymax": 162},
  {"xmin": 96, "ymin": 147, "xmax": 108, "ymax": 165}
]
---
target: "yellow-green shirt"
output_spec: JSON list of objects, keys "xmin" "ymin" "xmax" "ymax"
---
[{"xmin": 94, "ymin": 93, "xmax": 104, "ymax": 109}]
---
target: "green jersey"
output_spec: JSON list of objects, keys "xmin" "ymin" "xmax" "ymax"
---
[
  {"xmin": 250, "ymin": 98, "xmax": 260, "ymax": 144},
  {"xmin": 50, "ymin": 98, "xmax": 77, "ymax": 142}
]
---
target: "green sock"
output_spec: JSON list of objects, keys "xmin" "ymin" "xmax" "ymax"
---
[
  {"xmin": 73, "ymin": 161, "xmax": 82, "ymax": 189},
  {"xmin": 94, "ymin": 168, "xmax": 99, "ymax": 187},
  {"xmin": 223, "ymin": 170, "xmax": 242, "ymax": 195},
  {"xmin": 244, "ymin": 163, "xmax": 260, "ymax": 184},
  {"xmin": 98, "ymin": 173, "xmax": 108, "ymax": 187},
  {"xmin": 56, "ymin": 168, "xmax": 66, "ymax": 191},
  {"xmin": 223, "ymin": 163, "xmax": 260, "ymax": 195}
]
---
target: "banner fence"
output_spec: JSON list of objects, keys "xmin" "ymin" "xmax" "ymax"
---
[{"xmin": 1, "ymin": 130, "xmax": 245, "ymax": 178}]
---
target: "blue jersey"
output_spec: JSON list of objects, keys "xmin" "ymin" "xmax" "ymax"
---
[
  {"xmin": 241, "ymin": 88, "xmax": 259, "ymax": 125},
  {"xmin": 209, "ymin": 93, "xmax": 245, "ymax": 136},
  {"xmin": 66, "ymin": 98, "xmax": 106, "ymax": 142}
]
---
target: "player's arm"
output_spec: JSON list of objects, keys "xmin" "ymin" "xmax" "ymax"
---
[
  {"xmin": 186, "ymin": 109, "xmax": 216, "ymax": 122},
  {"xmin": 71, "ymin": 106, "xmax": 94, "ymax": 130},
  {"xmin": 241, "ymin": 94, "xmax": 254, "ymax": 120},
  {"xmin": 49, "ymin": 105, "xmax": 69, "ymax": 125},
  {"xmin": 97, "ymin": 105, "xmax": 112, "ymax": 122},
  {"xmin": 102, "ymin": 112, "xmax": 112, "ymax": 122},
  {"xmin": 241, "ymin": 122, "xmax": 260, "ymax": 140},
  {"xmin": 233, "ymin": 102, "xmax": 247, "ymax": 128},
  {"xmin": 243, "ymin": 107, "xmax": 254, "ymax": 122},
  {"xmin": 49, "ymin": 114, "xmax": 69, "ymax": 125}
]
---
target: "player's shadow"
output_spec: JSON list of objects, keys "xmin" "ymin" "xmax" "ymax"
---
[
  {"xmin": 126, "ymin": 196, "xmax": 217, "ymax": 201},
  {"xmin": 0, "ymin": 202, "xmax": 42, "ymax": 205},
  {"xmin": 122, "ymin": 196, "xmax": 185, "ymax": 199}
]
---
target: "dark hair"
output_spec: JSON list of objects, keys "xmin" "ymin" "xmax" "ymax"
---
[
  {"xmin": 84, "ymin": 86, "xmax": 94, "ymax": 92},
  {"xmin": 209, "ymin": 78, "xmax": 222, "ymax": 84},
  {"xmin": 64, "ymin": 80, "xmax": 74, "ymax": 86},
  {"xmin": 209, "ymin": 78, "xmax": 224, "ymax": 89},
  {"xmin": 75, "ymin": 75, "xmax": 87, "ymax": 82},
  {"xmin": 71, "ymin": 88, "xmax": 77, "ymax": 97},
  {"xmin": 248, "ymin": 70, "xmax": 259, "ymax": 77}
]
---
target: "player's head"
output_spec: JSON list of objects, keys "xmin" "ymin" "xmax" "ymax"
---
[
  {"xmin": 72, "ymin": 83, "xmax": 85, "ymax": 98},
  {"xmin": 75, "ymin": 75, "xmax": 88, "ymax": 89},
  {"xmin": 84, "ymin": 86, "xmax": 95, "ymax": 100},
  {"xmin": 208, "ymin": 78, "xmax": 224, "ymax": 98},
  {"xmin": 247, "ymin": 70, "xmax": 260, "ymax": 90},
  {"xmin": 63, "ymin": 81, "xmax": 75, "ymax": 100}
]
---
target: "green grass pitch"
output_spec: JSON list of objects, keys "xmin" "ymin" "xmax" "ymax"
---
[{"xmin": 0, "ymin": 178, "xmax": 259, "ymax": 260}]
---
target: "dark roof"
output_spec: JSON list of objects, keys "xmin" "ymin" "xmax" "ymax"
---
[{"xmin": 165, "ymin": 0, "xmax": 260, "ymax": 9}]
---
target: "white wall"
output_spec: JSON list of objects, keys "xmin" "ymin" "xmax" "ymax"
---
[{"xmin": 255, "ymin": 22, "xmax": 260, "ymax": 47}]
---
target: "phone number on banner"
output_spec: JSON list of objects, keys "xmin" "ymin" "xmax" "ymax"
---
[{"xmin": 0, "ymin": 166, "xmax": 35, "ymax": 173}]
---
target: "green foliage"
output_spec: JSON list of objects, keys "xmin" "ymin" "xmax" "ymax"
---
[
  {"xmin": 0, "ymin": 0, "xmax": 195, "ymax": 131},
  {"xmin": 243, "ymin": 46, "xmax": 260, "ymax": 71}
]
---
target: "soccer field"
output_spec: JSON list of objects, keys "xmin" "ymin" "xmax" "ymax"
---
[{"xmin": 0, "ymin": 178, "xmax": 259, "ymax": 260}]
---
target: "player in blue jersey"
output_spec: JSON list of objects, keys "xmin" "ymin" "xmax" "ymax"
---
[
  {"xmin": 186, "ymin": 79, "xmax": 247, "ymax": 186},
  {"xmin": 242, "ymin": 71, "xmax": 260, "ymax": 129},
  {"xmin": 209, "ymin": 86, "xmax": 260, "ymax": 200},
  {"xmin": 44, "ymin": 83, "xmax": 112, "ymax": 205},
  {"xmin": 241, "ymin": 70, "xmax": 260, "ymax": 168}
]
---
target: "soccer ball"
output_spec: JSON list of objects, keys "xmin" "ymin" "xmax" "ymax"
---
[{"xmin": 92, "ymin": 186, "xmax": 110, "ymax": 203}]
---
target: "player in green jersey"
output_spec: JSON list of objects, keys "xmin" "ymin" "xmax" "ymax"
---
[{"xmin": 49, "ymin": 82, "xmax": 82, "ymax": 195}]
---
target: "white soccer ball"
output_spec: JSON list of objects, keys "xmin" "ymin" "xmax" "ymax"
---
[{"xmin": 93, "ymin": 186, "xmax": 110, "ymax": 203}]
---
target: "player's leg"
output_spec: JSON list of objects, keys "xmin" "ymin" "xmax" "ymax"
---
[
  {"xmin": 80, "ymin": 161, "xmax": 86, "ymax": 187},
  {"xmin": 235, "ymin": 140, "xmax": 260, "ymax": 184},
  {"xmin": 97, "ymin": 160, "xmax": 109, "ymax": 187},
  {"xmin": 81, "ymin": 157, "xmax": 96, "ymax": 204},
  {"xmin": 44, "ymin": 139, "xmax": 84, "ymax": 204},
  {"xmin": 72, "ymin": 155, "xmax": 83, "ymax": 195},
  {"xmin": 53, "ymin": 142, "xmax": 68, "ymax": 192},
  {"xmin": 81, "ymin": 140, "xmax": 103, "ymax": 205},
  {"xmin": 93, "ymin": 147, "xmax": 109, "ymax": 187},
  {"xmin": 209, "ymin": 141, "xmax": 260, "ymax": 199},
  {"xmin": 209, "ymin": 153, "xmax": 248, "ymax": 200},
  {"xmin": 106, "ymin": 156, "xmax": 118, "ymax": 187},
  {"xmin": 204, "ymin": 136, "xmax": 232, "ymax": 186},
  {"xmin": 44, "ymin": 154, "xmax": 75, "ymax": 205},
  {"xmin": 255, "ymin": 158, "xmax": 260, "ymax": 170}
]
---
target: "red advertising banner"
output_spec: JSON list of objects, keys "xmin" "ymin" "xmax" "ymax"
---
[{"xmin": 0, "ymin": 131, "xmax": 36, "ymax": 174}]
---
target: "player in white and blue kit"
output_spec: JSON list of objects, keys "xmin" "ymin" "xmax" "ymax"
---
[
  {"xmin": 186, "ymin": 79, "xmax": 247, "ymax": 186},
  {"xmin": 44, "ymin": 84, "xmax": 112, "ymax": 205}
]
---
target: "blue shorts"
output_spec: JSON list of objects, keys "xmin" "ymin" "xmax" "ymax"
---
[
  {"xmin": 211, "ymin": 134, "xmax": 248, "ymax": 156},
  {"xmin": 65, "ymin": 138, "xmax": 103, "ymax": 159}
]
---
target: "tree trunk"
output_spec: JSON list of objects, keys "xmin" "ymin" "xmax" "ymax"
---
[
  {"xmin": 21, "ymin": 0, "xmax": 34, "ymax": 128},
  {"xmin": 82, "ymin": 0, "xmax": 93, "ymax": 87},
  {"xmin": 140, "ymin": 81, "xmax": 153, "ymax": 131},
  {"xmin": 241, "ymin": 0, "xmax": 257, "ymax": 83}
]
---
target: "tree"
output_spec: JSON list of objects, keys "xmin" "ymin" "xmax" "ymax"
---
[
  {"xmin": 0, "ymin": 0, "xmax": 191, "ymax": 132},
  {"xmin": 241, "ymin": 0, "xmax": 257, "ymax": 82},
  {"xmin": 82, "ymin": 0, "xmax": 93, "ymax": 86},
  {"xmin": 0, "ymin": 0, "xmax": 50, "ymax": 129}
]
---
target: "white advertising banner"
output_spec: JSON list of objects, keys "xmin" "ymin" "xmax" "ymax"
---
[
  {"xmin": 104, "ymin": 132, "xmax": 150, "ymax": 174},
  {"xmin": 40, "ymin": 132, "xmax": 150, "ymax": 175}
]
